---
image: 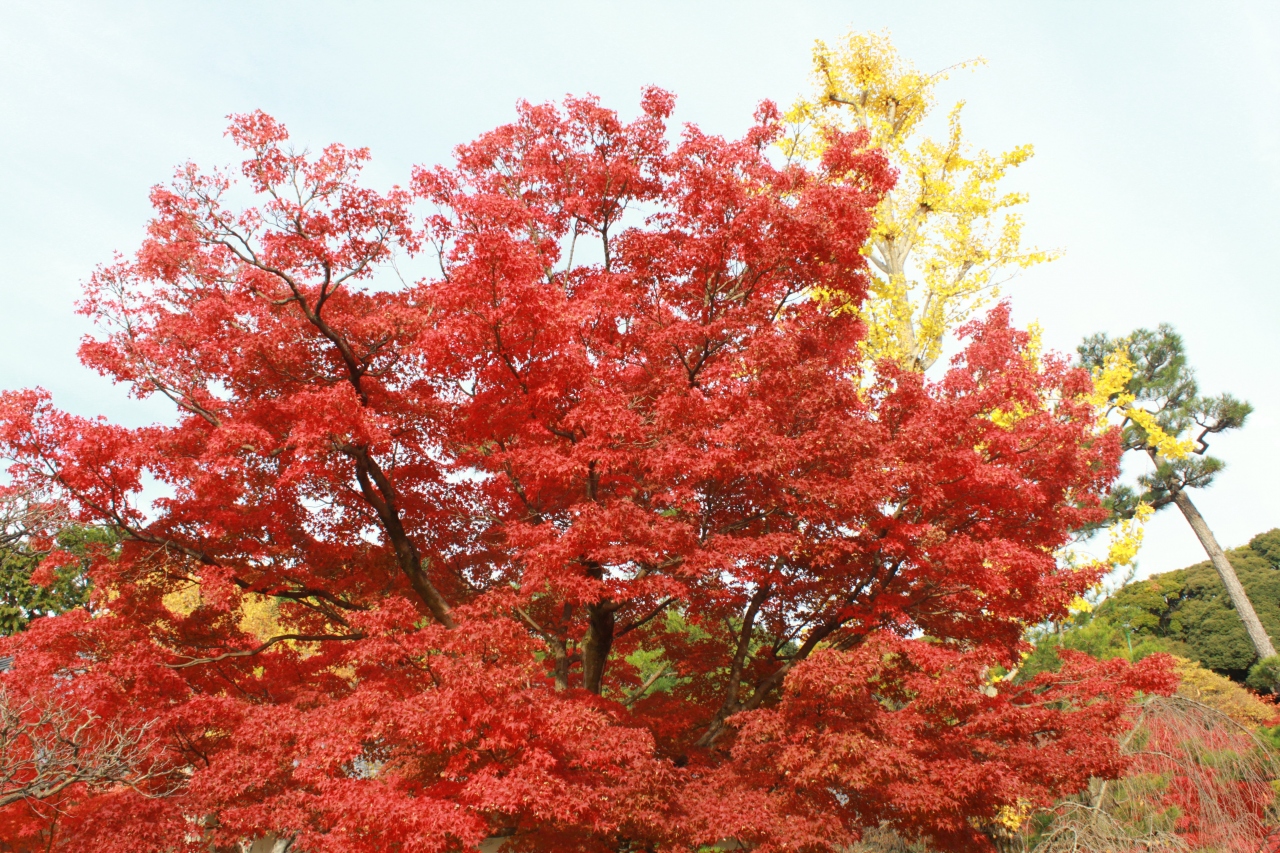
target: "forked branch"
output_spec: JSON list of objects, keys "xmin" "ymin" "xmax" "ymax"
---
[{"xmin": 0, "ymin": 688, "xmax": 181, "ymax": 808}]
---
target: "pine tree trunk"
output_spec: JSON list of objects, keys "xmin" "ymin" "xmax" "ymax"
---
[{"xmin": 1171, "ymin": 489, "xmax": 1277, "ymax": 661}]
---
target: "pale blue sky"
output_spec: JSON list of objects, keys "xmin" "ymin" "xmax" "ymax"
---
[{"xmin": 1, "ymin": 1, "xmax": 1277, "ymax": 577}]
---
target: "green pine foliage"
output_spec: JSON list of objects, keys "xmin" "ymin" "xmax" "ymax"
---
[
  {"xmin": 0, "ymin": 524, "xmax": 112, "ymax": 636},
  {"xmin": 1025, "ymin": 528, "xmax": 1280, "ymax": 680},
  {"xmin": 1078, "ymin": 325, "xmax": 1254, "ymax": 519}
]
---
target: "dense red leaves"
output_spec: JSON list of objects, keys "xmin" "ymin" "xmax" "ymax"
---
[
  {"xmin": 0, "ymin": 94, "xmax": 1166, "ymax": 852},
  {"xmin": 708, "ymin": 644, "xmax": 1175, "ymax": 852}
]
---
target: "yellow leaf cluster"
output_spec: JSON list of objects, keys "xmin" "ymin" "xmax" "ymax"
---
[
  {"xmin": 162, "ymin": 579, "xmax": 284, "ymax": 642},
  {"xmin": 784, "ymin": 30, "xmax": 1054, "ymax": 371},
  {"xmin": 162, "ymin": 582, "xmax": 201, "ymax": 617},
  {"xmin": 1126, "ymin": 407, "xmax": 1195, "ymax": 460},
  {"xmin": 1085, "ymin": 348, "xmax": 1135, "ymax": 419},
  {"xmin": 993, "ymin": 797, "xmax": 1034, "ymax": 831},
  {"xmin": 1088, "ymin": 345, "xmax": 1194, "ymax": 460},
  {"xmin": 1067, "ymin": 595, "xmax": 1094, "ymax": 616},
  {"xmin": 1105, "ymin": 502, "xmax": 1153, "ymax": 569},
  {"xmin": 238, "ymin": 593, "xmax": 284, "ymax": 642},
  {"xmin": 1052, "ymin": 501, "xmax": 1150, "ymax": 606},
  {"xmin": 987, "ymin": 402, "xmax": 1031, "ymax": 431}
]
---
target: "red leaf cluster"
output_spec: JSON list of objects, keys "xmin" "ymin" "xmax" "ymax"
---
[{"xmin": 0, "ymin": 92, "xmax": 1167, "ymax": 852}]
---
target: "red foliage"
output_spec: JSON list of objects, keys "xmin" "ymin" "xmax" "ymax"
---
[{"xmin": 0, "ymin": 93, "xmax": 1167, "ymax": 852}]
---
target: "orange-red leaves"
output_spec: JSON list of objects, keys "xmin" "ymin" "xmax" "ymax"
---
[{"xmin": 0, "ymin": 94, "xmax": 1142, "ymax": 852}]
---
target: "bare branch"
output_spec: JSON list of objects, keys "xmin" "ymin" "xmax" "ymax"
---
[
  {"xmin": 0, "ymin": 688, "xmax": 182, "ymax": 809},
  {"xmin": 165, "ymin": 632, "xmax": 365, "ymax": 669}
]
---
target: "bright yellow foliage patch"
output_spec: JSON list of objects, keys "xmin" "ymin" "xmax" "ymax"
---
[
  {"xmin": 162, "ymin": 582, "xmax": 201, "ymax": 617},
  {"xmin": 161, "ymin": 579, "xmax": 284, "ymax": 642},
  {"xmin": 1126, "ymin": 407, "xmax": 1195, "ymax": 460},
  {"xmin": 1106, "ymin": 502, "xmax": 1153, "ymax": 569},
  {"xmin": 1088, "ymin": 345, "xmax": 1195, "ymax": 460},
  {"xmin": 1067, "ymin": 595, "xmax": 1094, "ymax": 616},
  {"xmin": 1085, "ymin": 348, "xmax": 1135, "ymax": 418},
  {"xmin": 994, "ymin": 797, "xmax": 1034, "ymax": 831},
  {"xmin": 988, "ymin": 402, "xmax": 1031, "ymax": 431},
  {"xmin": 784, "ymin": 30, "xmax": 1054, "ymax": 371},
  {"xmin": 238, "ymin": 594, "xmax": 284, "ymax": 642}
]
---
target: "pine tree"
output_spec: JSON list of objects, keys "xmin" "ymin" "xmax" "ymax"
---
[{"xmin": 1080, "ymin": 325, "xmax": 1276, "ymax": 666}]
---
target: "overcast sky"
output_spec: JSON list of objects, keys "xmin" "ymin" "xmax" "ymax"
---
[{"xmin": 1, "ymin": 1, "xmax": 1277, "ymax": 579}]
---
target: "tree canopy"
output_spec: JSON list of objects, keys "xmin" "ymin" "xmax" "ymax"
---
[
  {"xmin": 0, "ymin": 492, "xmax": 101, "ymax": 637},
  {"xmin": 1080, "ymin": 325, "xmax": 1275, "ymax": 664},
  {"xmin": 1079, "ymin": 325, "xmax": 1253, "ymax": 518},
  {"xmin": 0, "ymin": 94, "xmax": 1170, "ymax": 852}
]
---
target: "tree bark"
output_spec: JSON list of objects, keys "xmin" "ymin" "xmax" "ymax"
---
[
  {"xmin": 581, "ymin": 602, "xmax": 615, "ymax": 695},
  {"xmin": 1172, "ymin": 489, "xmax": 1276, "ymax": 660}
]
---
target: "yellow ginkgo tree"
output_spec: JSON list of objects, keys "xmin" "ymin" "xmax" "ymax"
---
[
  {"xmin": 786, "ymin": 31, "xmax": 1173, "ymax": 595},
  {"xmin": 783, "ymin": 30, "xmax": 1053, "ymax": 371}
]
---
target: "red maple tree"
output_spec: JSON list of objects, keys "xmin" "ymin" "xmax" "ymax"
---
[{"xmin": 0, "ymin": 93, "xmax": 1171, "ymax": 852}]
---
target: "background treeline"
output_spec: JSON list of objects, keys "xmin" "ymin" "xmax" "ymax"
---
[{"xmin": 1027, "ymin": 528, "xmax": 1280, "ymax": 694}]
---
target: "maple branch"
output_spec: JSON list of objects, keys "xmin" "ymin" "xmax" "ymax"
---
[
  {"xmin": 37, "ymin": 469, "xmax": 221, "ymax": 570},
  {"xmin": 338, "ymin": 442, "xmax": 455, "ymax": 628},
  {"xmin": 514, "ymin": 605, "xmax": 551, "ymax": 638},
  {"xmin": 696, "ymin": 584, "xmax": 771, "ymax": 748},
  {"xmin": 502, "ymin": 463, "xmax": 544, "ymax": 523},
  {"xmin": 141, "ymin": 372, "xmax": 222, "ymax": 428},
  {"xmin": 616, "ymin": 597, "xmax": 676, "ymax": 638},
  {"xmin": 209, "ymin": 231, "xmax": 374, "ymax": 404},
  {"xmin": 515, "ymin": 606, "xmax": 573, "ymax": 691},
  {"xmin": 35, "ymin": 445, "xmax": 372, "ymax": 629},
  {"xmin": 696, "ymin": 601, "xmax": 859, "ymax": 749},
  {"xmin": 265, "ymin": 585, "xmax": 368, "ymax": 613},
  {"xmin": 547, "ymin": 424, "xmax": 578, "ymax": 444},
  {"xmin": 0, "ymin": 490, "xmax": 68, "ymax": 549},
  {"xmin": 0, "ymin": 689, "xmax": 180, "ymax": 808},
  {"xmin": 165, "ymin": 632, "xmax": 365, "ymax": 668},
  {"xmin": 623, "ymin": 666, "xmax": 671, "ymax": 708}
]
